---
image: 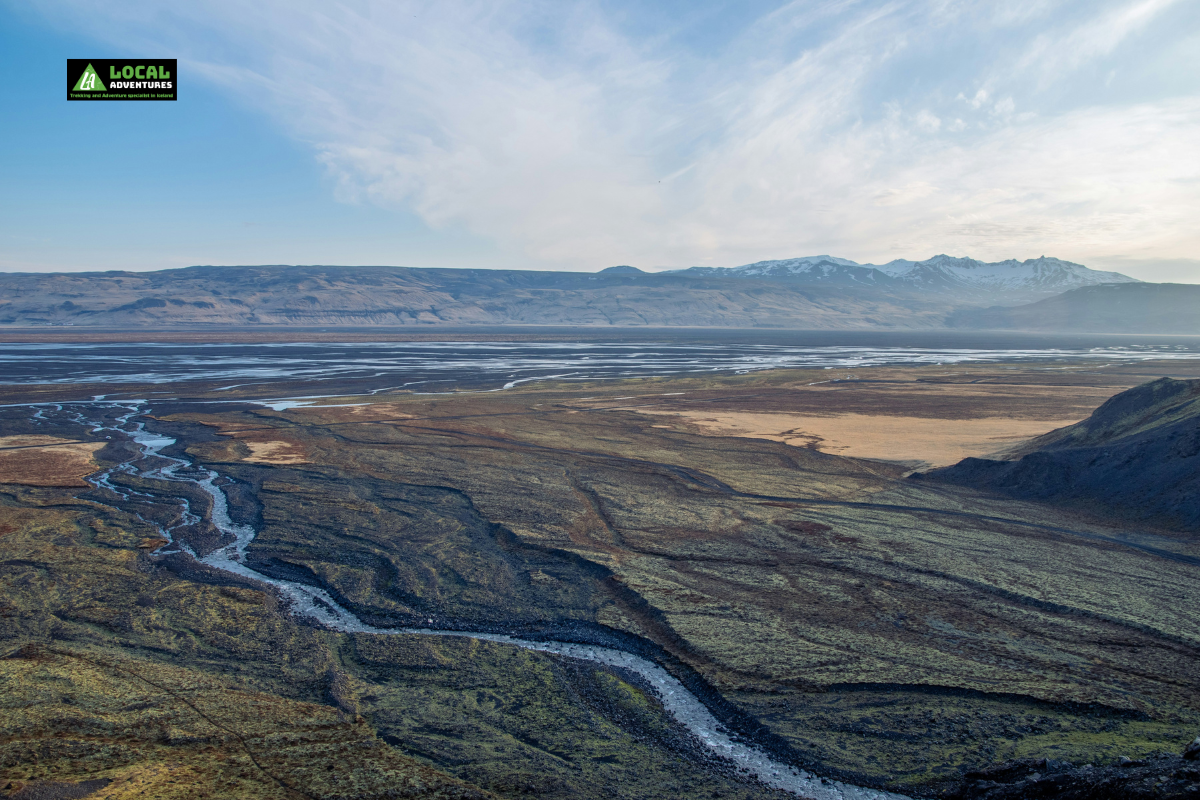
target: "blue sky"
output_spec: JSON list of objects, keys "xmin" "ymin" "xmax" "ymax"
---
[{"xmin": 2, "ymin": 0, "xmax": 1198, "ymax": 280}]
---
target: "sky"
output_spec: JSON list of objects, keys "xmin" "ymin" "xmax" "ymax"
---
[{"xmin": 2, "ymin": 0, "xmax": 1198, "ymax": 281}]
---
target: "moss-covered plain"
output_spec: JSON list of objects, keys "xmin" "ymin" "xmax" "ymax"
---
[
  {"xmin": 3, "ymin": 361, "xmax": 1200, "ymax": 797},
  {"xmin": 0, "ymin": 442, "xmax": 787, "ymax": 799}
]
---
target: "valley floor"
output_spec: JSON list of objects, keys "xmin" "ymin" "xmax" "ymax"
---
[{"xmin": 2, "ymin": 359, "xmax": 1200, "ymax": 798}]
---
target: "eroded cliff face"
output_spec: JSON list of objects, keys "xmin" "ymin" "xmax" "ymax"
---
[{"xmin": 921, "ymin": 377, "xmax": 1200, "ymax": 530}]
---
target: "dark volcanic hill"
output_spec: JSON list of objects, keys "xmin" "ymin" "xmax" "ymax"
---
[
  {"xmin": 0, "ymin": 263, "xmax": 963, "ymax": 329},
  {"xmin": 920, "ymin": 377, "xmax": 1200, "ymax": 530},
  {"xmin": 947, "ymin": 282, "xmax": 1200, "ymax": 333}
]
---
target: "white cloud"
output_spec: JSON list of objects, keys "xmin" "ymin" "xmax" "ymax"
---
[
  {"xmin": 29, "ymin": 0, "xmax": 1200, "ymax": 271},
  {"xmin": 914, "ymin": 110, "xmax": 941, "ymax": 132},
  {"xmin": 965, "ymin": 89, "xmax": 990, "ymax": 109}
]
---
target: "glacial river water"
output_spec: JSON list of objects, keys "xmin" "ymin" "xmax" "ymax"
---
[
  {"xmin": 4, "ymin": 330, "xmax": 1200, "ymax": 392},
  {"xmin": 31, "ymin": 399, "xmax": 906, "ymax": 800}
]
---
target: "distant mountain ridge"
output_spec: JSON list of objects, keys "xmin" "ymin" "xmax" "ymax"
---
[
  {"xmin": 671, "ymin": 254, "xmax": 1137, "ymax": 300},
  {"xmin": 0, "ymin": 256, "xmax": 1156, "ymax": 330},
  {"xmin": 0, "ymin": 264, "xmax": 958, "ymax": 329}
]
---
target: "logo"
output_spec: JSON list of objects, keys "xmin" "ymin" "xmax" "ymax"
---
[
  {"xmin": 68, "ymin": 59, "xmax": 177, "ymax": 101},
  {"xmin": 72, "ymin": 63, "xmax": 106, "ymax": 92}
]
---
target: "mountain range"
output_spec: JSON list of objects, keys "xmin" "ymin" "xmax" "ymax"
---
[
  {"xmin": 0, "ymin": 264, "xmax": 948, "ymax": 328},
  {"xmin": 670, "ymin": 254, "xmax": 1136, "ymax": 301},
  {"xmin": 0, "ymin": 255, "xmax": 1169, "ymax": 330}
]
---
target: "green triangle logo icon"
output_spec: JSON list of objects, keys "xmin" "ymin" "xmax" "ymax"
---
[{"xmin": 72, "ymin": 63, "xmax": 106, "ymax": 92}]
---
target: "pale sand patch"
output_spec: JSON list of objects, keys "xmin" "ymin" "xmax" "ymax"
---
[
  {"xmin": 344, "ymin": 404, "xmax": 414, "ymax": 418},
  {"xmin": 184, "ymin": 421, "xmax": 312, "ymax": 465},
  {"xmin": 0, "ymin": 435, "xmax": 105, "ymax": 486},
  {"xmin": 296, "ymin": 403, "xmax": 414, "ymax": 421},
  {"xmin": 640, "ymin": 411, "xmax": 1081, "ymax": 468},
  {"xmin": 243, "ymin": 441, "xmax": 310, "ymax": 465}
]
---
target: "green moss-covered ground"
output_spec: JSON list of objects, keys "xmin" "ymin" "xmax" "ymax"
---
[{"xmin": 4, "ymin": 362, "xmax": 1200, "ymax": 797}]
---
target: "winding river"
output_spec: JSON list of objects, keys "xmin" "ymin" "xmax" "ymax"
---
[{"xmin": 40, "ymin": 401, "xmax": 906, "ymax": 800}]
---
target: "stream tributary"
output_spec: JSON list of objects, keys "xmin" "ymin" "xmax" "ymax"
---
[{"xmin": 34, "ymin": 401, "xmax": 906, "ymax": 800}]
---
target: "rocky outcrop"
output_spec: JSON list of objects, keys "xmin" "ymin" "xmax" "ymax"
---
[
  {"xmin": 1185, "ymin": 737, "xmax": 1200, "ymax": 760},
  {"xmin": 949, "ymin": 749, "xmax": 1200, "ymax": 799},
  {"xmin": 919, "ymin": 378, "xmax": 1200, "ymax": 530}
]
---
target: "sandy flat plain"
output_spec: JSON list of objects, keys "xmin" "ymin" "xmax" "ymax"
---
[
  {"xmin": 552, "ymin": 365, "xmax": 1160, "ymax": 468},
  {"xmin": 243, "ymin": 440, "xmax": 311, "ymax": 465},
  {"xmin": 639, "ymin": 409, "xmax": 1081, "ymax": 467}
]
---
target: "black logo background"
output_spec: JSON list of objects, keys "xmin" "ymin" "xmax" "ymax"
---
[{"xmin": 68, "ymin": 59, "xmax": 178, "ymax": 101}]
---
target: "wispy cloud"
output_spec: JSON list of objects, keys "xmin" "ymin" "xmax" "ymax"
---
[
  {"xmin": 32, "ymin": 0, "xmax": 1200, "ymax": 270},
  {"xmin": 1013, "ymin": 0, "xmax": 1182, "ymax": 79}
]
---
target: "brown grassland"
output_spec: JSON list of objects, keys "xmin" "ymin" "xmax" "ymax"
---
[
  {"xmin": 0, "ymin": 436, "xmax": 105, "ymax": 487},
  {"xmin": 2, "ymin": 359, "xmax": 1200, "ymax": 798}
]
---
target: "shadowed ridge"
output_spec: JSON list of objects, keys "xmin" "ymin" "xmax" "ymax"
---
[
  {"xmin": 998, "ymin": 377, "xmax": 1200, "ymax": 459},
  {"xmin": 1035, "ymin": 377, "xmax": 1200, "ymax": 449},
  {"xmin": 947, "ymin": 282, "xmax": 1200, "ymax": 333},
  {"xmin": 917, "ymin": 377, "xmax": 1200, "ymax": 531}
]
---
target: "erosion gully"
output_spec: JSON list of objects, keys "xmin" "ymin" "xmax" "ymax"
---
[{"xmin": 24, "ymin": 400, "xmax": 904, "ymax": 800}]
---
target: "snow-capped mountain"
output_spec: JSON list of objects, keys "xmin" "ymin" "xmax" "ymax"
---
[
  {"xmin": 679, "ymin": 255, "xmax": 890, "ymax": 285},
  {"xmin": 670, "ymin": 255, "xmax": 1138, "ymax": 301}
]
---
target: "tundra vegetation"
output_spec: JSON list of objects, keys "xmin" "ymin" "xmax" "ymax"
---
[{"xmin": 2, "ymin": 359, "xmax": 1199, "ymax": 799}]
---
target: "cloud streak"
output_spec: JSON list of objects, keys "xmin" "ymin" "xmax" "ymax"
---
[{"xmin": 34, "ymin": 0, "xmax": 1200, "ymax": 271}]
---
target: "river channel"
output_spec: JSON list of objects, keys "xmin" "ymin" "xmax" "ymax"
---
[{"xmin": 21, "ymin": 399, "xmax": 911, "ymax": 800}]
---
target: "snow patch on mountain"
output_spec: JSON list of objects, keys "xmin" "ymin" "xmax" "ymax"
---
[{"xmin": 670, "ymin": 255, "xmax": 1138, "ymax": 297}]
